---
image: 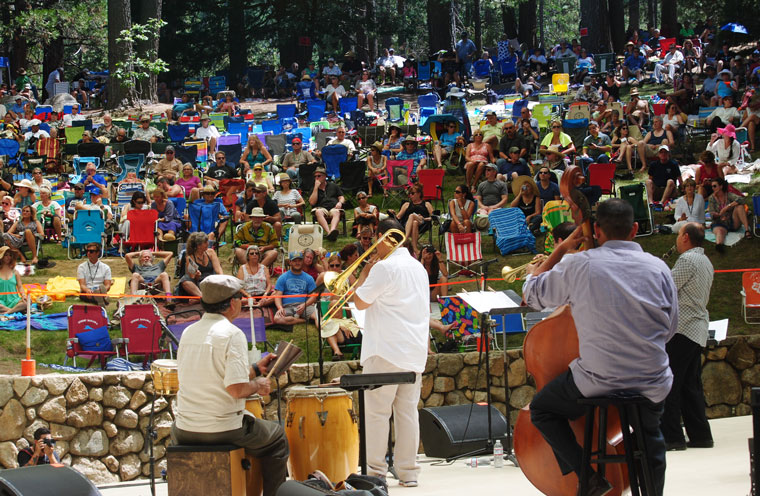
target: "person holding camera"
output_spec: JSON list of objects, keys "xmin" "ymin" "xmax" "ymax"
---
[{"xmin": 18, "ymin": 427, "xmax": 59, "ymax": 467}]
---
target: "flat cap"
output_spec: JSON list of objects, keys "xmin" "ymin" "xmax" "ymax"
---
[{"xmin": 200, "ymin": 275, "xmax": 243, "ymax": 304}]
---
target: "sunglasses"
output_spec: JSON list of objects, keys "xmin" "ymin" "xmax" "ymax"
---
[
  {"xmin": 551, "ymin": 126, "xmax": 561, "ymax": 129},
  {"xmin": 361, "ymin": 236, "xmax": 372, "ymax": 240},
  {"xmin": 539, "ymin": 171, "xmax": 550, "ymax": 175},
  {"xmin": 455, "ymin": 190, "xmax": 463, "ymax": 194},
  {"xmin": 216, "ymin": 157, "xmax": 225, "ymax": 160},
  {"xmin": 86, "ymin": 249, "xmax": 99, "ymax": 253},
  {"xmin": 166, "ymin": 151, "xmax": 174, "ymax": 154},
  {"xmin": 33, "ymin": 171, "xmax": 41, "ymax": 175},
  {"xmin": 135, "ymin": 200, "xmax": 145, "ymax": 204},
  {"xmin": 329, "ymin": 263, "xmax": 341, "ymax": 268},
  {"xmin": 448, "ymin": 124, "xmax": 456, "ymax": 128}
]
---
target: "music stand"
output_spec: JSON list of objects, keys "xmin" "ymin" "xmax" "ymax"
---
[{"xmin": 456, "ymin": 291, "xmax": 536, "ymax": 467}]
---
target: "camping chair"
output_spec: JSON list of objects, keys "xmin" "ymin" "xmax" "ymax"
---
[
  {"xmin": 280, "ymin": 224, "xmax": 324, "ymax": 269},
  {"xmin": 540, "ymin": 200, "xmax": 572, "ymax": 254},
  {"xmin": 488, "ymin": 208, "xmax": 536, "ymax": 255},
  {"xmin": 562, "ymin": 118, "xmax": 589, "ymax": 151},
  {"xmin": 76, "ymin": 142, "xmax": 106, "ymax": 162},
  {"xmin": 385, "ymin": 97, "xmax": 405, "ymax": 123},
  {"xmin": 277, "ymin": 104, "xmax": 297, "ymax": 119},
  {"xmin": 265, "ymin": 134, "xmax": 287, "ymax": 157},
  {"xmin": 307, "ymin": 100, "xmax": 326, "ymax": 122},
  {"xmin": 65, "ymin": 304, "xmax": 117, "ymax": 369},
  {"xmin": 417, "ymin": 169, "xmax": 445, "ymax": 211},
  {"xmin": 554, "ymin": 57, "xmax": 575, "ymax": 76},
  {"xmin": 381, "ymin": 159, "xmax": 414, "ymax": 209},
  {"xmin": 120, "ymin": 209, "xmax": 158, "ymax": 254},
  {"xmin": 318, "ymin": 300, "xmax": 362, "ymax": 359},
  {"xmin": 618, "ymin": 182, "xmax": 653, "ymax": 236},
  {"xmin": 532, "ymin": 103, "xmax": 553, "ymax": 132},
  {"xmin": 511, "ymin": 100, "xmax": 530, "ymax": 123},
  {"xmin": 188, "ymin": 199, "xmax": 226, "ymax": 244},
  {"xmin": 261, "ymin": 119, "xmax": 283, "ymax": 135},
  {"xmin": 217, "ymin": 134, "xmax": 241, "ymax": 149},
  {"xmin": 64, "ymin": 125, "xmax": 85, "ymax": 144},
  {"xmin": 35, "ymin": 137, "xmax": 63, "ymax": 172},
  {"xmin": 65, "ymin": 209, "xmax": 106, "ymax": 259},
  {"xmin": 567, "ymin": 102, "xmax": 591, "ymax": 120},
  {"xmin": 167, "ymin": 124, "xmax": 190, "ymax": 143},
  {"xmin": 116, "ymin": 304, "xmax": 170, "ymax": 362},
  {"xmin": 217, "ymin": 143, "xmax": 242, "ymax": 167},
  {"xmin": 591, "ymin": 53, "xmax": 616, "ymax": 76},
  {"xmin": 339, "ymin": 97, "xmax": 358, "ymax": 118},
  {"xmin": 123, "ymin": 140, "xmax": 152, "ymax": 156},
  {"xmin": 115, "ymin": 154, "xmax": 145, "ymax": 182},
  {"xmin": 116, "ymin": 182, "xmax": 146, "ymax": 209},
  {"xmin": 444, "ymin": 232, "xmax": 492, "ymax": 285},
  {"xmin": 0, "ymin": 139, "xmax": 21, "ymax": 171},
  {"xmin": 184, "ymin": 79, "xmax": 203, "ymax": 98},
  {"xmin": 295, "ymin": 82, "xmax": 317, "ymax": 107},
  {"xmin": 227, "ymin": 121, "xmax": 250, "ymax": 146},
  {"xmin": 72, "ymin": 156, "xmax": 101, "ymax": 175},
  {"xmin": 174, "ymin": 144, "xmax": 198, "ymax": 166},
  {"xmin": 298, "ymin": 162, "xmax": 318, "ymax": 193},
  {"xmin": 551, "ymin": 73, "xmax": 570, "ymax": 94},
  {"xmin": 417, "ymin": 61, "xmax": 433, "ymax": 88},
  {"xmin": 741, "ymin": 271, "xmax": 760, "ymax": 324},
  {"xmin": 209, "ymin": 75, "xmax": 227, "ymax": 97},
  {"xmin": 498, "ymin": 58, "xmax": 518, "ymax": 81},
  {"xmin": 587, "ymin": 162, "xmax": 616, "ymax": 198},
  {"xmin": 321, "ymin": 144, "xmax": 349, "ymax": 179},
  {"xmin": 339, "ymin": 160, "xmax": 367, "ymax": 207},
  {"xmin": 753, "ymin": 195, "xmax": 760, "ymax": 237}
]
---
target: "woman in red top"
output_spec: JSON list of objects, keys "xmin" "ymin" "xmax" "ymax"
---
[{"xmin": 694, "ymin": 150, "xmax": 724, "ymax": 198}]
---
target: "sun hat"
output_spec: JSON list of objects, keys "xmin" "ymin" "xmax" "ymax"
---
[
  {"xmin": 250, "ymin": 207, "xmax": 266, "ymax": 218},
  {"xmin": 14, "ymin": 179, "xmax": 37, "ymax": 191},
  {"xmin": 511, "ymin": 176, "xmax": 539, "ymax": 197},
  {"xmin": 277, "ymin": 172, "xmax": 291, "ymax": 182},
  {"xmin": 717, "ymin": 124, "xmax": 737, "ymax": 139}
]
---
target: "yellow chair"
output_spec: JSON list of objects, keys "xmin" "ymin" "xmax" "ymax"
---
[
  {"xmin": 551, "ymin": 73, "xmax": 569, "ymax": 95},
  {"xmin": 532, "ymin": 103, "xmax": 553, "ymax": 131},
  {"xmin": 64, "ymin": 126, "xmax": 85, "ymax": 144}
]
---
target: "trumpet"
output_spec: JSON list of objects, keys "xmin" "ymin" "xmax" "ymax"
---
[
  {"xmin": 662, "ymin": 245, "xmax": 677, "ymax": 260},
  {"xmin": 322, "ymin": 228, "xmax": 406, "ymax": 323},
  {"xmin": 501, "ymin": 254, "xmax": 548, "ymax": 283}
]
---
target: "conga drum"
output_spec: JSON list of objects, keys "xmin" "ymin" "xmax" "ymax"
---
[
  {"xmin": 245, "ymin": 394, "xmax": 265, "ymax": 419},
  {"xmin": 284, "ymin": 386, "xmax": 359, "ymax": 482},
  {"xmin": 244, "ymin": 394, "xmax": 266, "ymax": 496},
  {"xmin": 151, "ymin": 359, "xmax": 178, "ymax": 395}
]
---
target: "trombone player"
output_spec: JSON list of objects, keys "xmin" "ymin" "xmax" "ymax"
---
[{"xmin": 350, "ymin": 218, "xmax": 430, "ymax": 488}]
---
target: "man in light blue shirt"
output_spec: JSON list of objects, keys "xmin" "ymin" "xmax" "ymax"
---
[
  {"xmin": 522, "ymin": 198, "xmax": 677, "ymax": 496},
  {"xmin": 455, "ymin": 32, "xmax": 477, "ymax": 75}
]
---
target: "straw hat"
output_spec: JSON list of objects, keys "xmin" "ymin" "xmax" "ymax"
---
[
  {"xmin": 14, "ymin": 179, "xmax": 37, "ymax": 191},
  {"xmin": 0, "ymin": 246, "xmax": 10, "ymax": 259},
  {"xmin": 370, "ymin": 141, "xmax": 383, "ymax": 152},
  {"xmin": 511, "ymin": 175, "xmax": 539, "ymax": 198}
]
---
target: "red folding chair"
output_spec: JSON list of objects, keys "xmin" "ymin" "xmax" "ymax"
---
[
  {"xmin": 121, "ymin": 209, "xmax": 158, "ymax": 254},
  {"xmin": 417, "ymin": 169, "xmax": 446, "ymax": 211},
  {"xmin": 381, "ymin": 159, "xmax": 414, "ymax": 209},
  {"xmin": 35, "ymin": 137, "xmax": 63, "ymax": 173},
  {"xmin": 588, "ymin": 162, "xmax": 616, "ymax": 198},
  {"xmin": 658, "ymin": 38, "xmax": 676, "ymax": 58},
  {"xmin": 117, "ymin": 304, "xmax": 170, "ymax": 362},
  {"xmin": 65, "ymin": 305, "xmax": 117, "ymax": 369},
  {"xmin": 444, "ymin": 232, "xmax": 489, "ymax": 285},
  {"xmin": 742, "ymin": 271, "xmax": 760, "ymax": 324}
]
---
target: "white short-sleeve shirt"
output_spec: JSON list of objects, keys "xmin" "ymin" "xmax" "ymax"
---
[
  {"xmin": 76, "ymin": 260, "xmax": 112, "ymax": 290},
  {"xmin": 175, "ymin": 313, "xmax": 251, "ymax": 433},
  {"xmin": 355, "ymin": 247, "xmax": 430, "ymax": 373}
]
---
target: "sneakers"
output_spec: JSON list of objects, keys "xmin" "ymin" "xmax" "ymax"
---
[
  {"xmin": 666, "ymin": 440, "xmax": 687, "ymax": 451},
  {"xmin": 399, "ymin": 481, "xmax": 418, "ymax": 488}
]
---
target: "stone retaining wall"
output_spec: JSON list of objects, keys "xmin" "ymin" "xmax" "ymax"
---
[{"xmin": 0, "ymin": 336, "xmax": 754, "ymax": 483}]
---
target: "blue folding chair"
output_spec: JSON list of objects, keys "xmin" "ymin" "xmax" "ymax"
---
[
  {"xmin": 473, "ymin": 59, "xmax": 493, "ymax": 79},
  {"xmin": 753, "ymin": 195, "xmax": 760, "ymax": 237},
  {"xmin": 217, "ymin": 144, "xmax": 242, "ymax": 167},
  {"xmin": 227, "ymin": 122, "xmax": 250, "ymax": 146},
  {"xmin": 115, "ymin": 154, "xmax": 146, "ymax": 182},
  {"xmin": 72, "ymin": 157, "xmax": 101, "ymax": 176},
  {"xmin": 296, "ymin": 81, "xmax": 317, "ymax": 103},
  {"xmin": 321, "ymin": 144, "xmax": 348, "ymax": 179},
  {"xmin": 499, "ymin": 59, "xmax": 517, "ymax": 80},
  {"xmin": 488, "ymin": 208, "xmax": 536, "ymax": 255},
  {"xmin": 208, "ymin": 75, "xmax": 227, "ymax": 96},
  {"xmin": 66, "ymin": 210, "xmax": 106, "ymax": 259},
  {"xmin": 276, "ymin": 104, "xmax": 297, "ymax": 119},
  {"xmin": 261, "ymin": 119, "xmax": 283, "ymax": 135},
  {"xmin": 417, "ymin": 61, "xmax": 432, "ymax": 85},
  {"xmin": 418, "ymin": 93, "xmax": 440, "ymax": 110},
  {"xmin": 385, "ymin": 97, "xmax": 405, "ymax": 123},
  {"xmin": 0, "ymin": 139, "xmax": 21, "ymax": 171},
  {"xmin": 188, "ymin": 199, "xmax": 223, "ymax": 237},
  {"xmin": 339, "ymin": 97, "xmax": 358, "ymax": 118},
  {"xmin": 167, "ymin": 124, "xmax": 190, "ymax": 143},
  {"xmin": 169, "ymin": 196, "xmax": 188, "ymax": 222},
  {"xmin": 511, "ymin": 100, "xmax": 529, "ymax": 123},
  {"xmin": 307, "ymin": 100, "xmax": 326, "ymax": 122}
]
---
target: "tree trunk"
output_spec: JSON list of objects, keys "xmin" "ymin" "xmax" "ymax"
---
[
  {"xmin": 628, "ymin": 0, "xmax": 640, "ymax": 33},
  {"xmin": 580, "ymin": 0, "xmax": 610, "ymax": 52},
  {"xmin": 538, "ymin": 0, "xmax": 545, "ymax": 49},
  {"xmin": 427, "ymin": 0, "xmax": 451, "ymax": 53},
  {"xmin": 107, "ymin": 0, "xmax": 131, "ymax": 109},
  {"xmin": 10, "ymin": 0, "xmax": 29, "ymax": 87},
  {"xmin": 228, "ymin": 0, "xmax": 246, "ymax": 89},
  {"xmin": 366, "ymin": 0, "xmax": 377, "ymax": 62},
  {"xmin": 135, "ymin": 0, "xmax": 162, "ymax": 102},
  {"xmin": 609, "ymin": 0, "xmax": 626, "ymax": 54},
  {"xmin": 501, "ymin": 4, "xmax": 517, "ymax": 40},
  {"xmin": 518, "ymin": 0, "xmax": 537, "ymax": 46},
  {"xmin": 473, "ymin": 0, "xmax": 481, "ymax": 51},
  {"xmin": 660, "ymin": 0, "xmax": 677, "ymax": 38},
  {"xmin": 647, "ymin": 0, "xmax": 655, "ymax": 28}
]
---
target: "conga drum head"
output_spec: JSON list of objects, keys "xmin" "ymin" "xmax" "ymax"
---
[
  {"xmin": 245, "ymin": 394, "xmax": 265, "ymax": 419},
  {"xmin": 284, "ymin": 386, "xmax": 359, "ymax": 482},
  {"xmin": 151, "ymin": 359, "xmax": 178, "ymax": 396}
]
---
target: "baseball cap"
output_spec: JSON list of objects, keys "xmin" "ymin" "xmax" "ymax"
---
[
  {"xmin": 509, "ymin": 146, "xmax": 520, "ymax": 154},
  {"xmin": 291, "ymin": 137, "xmax": 302, "ymax": 144},
  {"xmin": 289, "ymin": 250, "xmax": 304, "ymax": 260},
  {"xmin": 658, "ymin": 145, "xmax": 670, "ymax": 152}
]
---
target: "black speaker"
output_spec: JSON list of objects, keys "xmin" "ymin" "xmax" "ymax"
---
[
  {"xmin": 419, "ymin": 404, "xmax": 508, "ymax": 459},
  {"xmin": 0, "ymin": 465, "xmax": 101, "ymax": 496}
]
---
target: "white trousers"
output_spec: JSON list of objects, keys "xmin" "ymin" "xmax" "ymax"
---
[
  {"xmin": 654, "ymin": 62, "xmax": 677, "ymax": 82},
  {"xmin": 362, "ymin": 355, "xmax": 422, "ymax": 482}
]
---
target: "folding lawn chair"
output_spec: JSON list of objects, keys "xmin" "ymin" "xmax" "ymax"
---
[
  {"xmin": 385, "ymin": 97, "xmax": 405, "ymax": 123},
  {"xmin": 741, "ymin": 271, "xmax": 760, "ymax": 324},
  {"xmin": 168, "ymin": 124, "xmax": 190, "ymax": 143},
  {"xmin": 618, "ymin": 182, "xmax": 654, "ymax": 236},
  {"xmin": 381, "ymin": 159, "xmax": 414, "ymax": 209},
  {"xmin": 36, "ymin": 137, "xmax": 63, "ymax": 172},
  {"xmin": 339, "ymin": 160, "xmax": 368, "ymax": 206},
  {"xmin": 116, "ymin": 304, "xmax": 171, "ymax": 362},
  {"xmin": 0, "ymin": 139, "xmax": 21, "ymax": 171},
  {"xmin": 76, "ymin": 142, "xmax": 106, "ymax": 161},
  {"xmin": 217, "ymin": 143, "xmax": 242, "ymax": 167},
  {"xmin": 417, "ymin": 169, "xmax": 445, "ymax": 211},
  {"xmin": 488, "ymin": 208, "xmax": 536, "ymax": 255},
  {"xmin": 65, "ymin": 304, "xmax": 117, "ymax": 369},
  {"xmin": 280, "ymin": 224, "xmax": 324, "ymax": 269},
  {"xmin": 188, "ymin": 199, "xmax": 226, "ymax": 244},
  {"xmin": 120, "ymin": 209, "xmax": 158, "ymax": 254},
  {"xmin": 116, "ymin": 182, "xmax": 146, "ymax": 208},
  {"xmin": 115, "ymin": 153, "xmax": 145, "ymax": 182},
  {"xmin": 298, "ymin": 162, "xmax": 318, "ymax": 193},
  {"xmin": 174, "ymin": 144, "xmax": 198, "ymax": 166},
  {"xmin": 265, "ymin": 134, "xmax": 287, "ymax": 157},
  {"xmin": 443, "ymin": 232, "xmax": 493, "ymax": 286},
  {"xmin": 321, "ymin": 144, "xmax": 349, "ymax": 179},
  {"xmin": 307, "ymin": 100, "xmax": 326, "ymax": 122},
  {"xmin": 753, "ymin": 195, "xmax": 760, "ymax": 237},
  {"xmin": 123, "ymin": 139, "xmax": 152, "ymax": 156},
  {"xmin": 65, "ymin": 209, "xmax": 106, "ymax": 259},
  {"xmin": 587, "ymin": 162, "xmax": 616, "ymax": 198},
  {"xmin": 339, "ymin": 97, "xmax": 358, "ymax": 118}
]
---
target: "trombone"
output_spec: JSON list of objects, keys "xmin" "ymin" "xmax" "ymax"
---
[
  {"xmin": 322, "ymin": 228, "xmax": 406, "ymax": 323},
  {"xmin": 501, "ymin": 254, "xmax": 548, "ymax": 283}
]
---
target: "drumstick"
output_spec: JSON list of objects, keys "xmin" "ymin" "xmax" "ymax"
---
[{"xmin": 266, "ymin": 340, "xmax": 293, "ymax": 379}]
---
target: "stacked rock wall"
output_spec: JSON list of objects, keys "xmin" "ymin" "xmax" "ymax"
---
[{"xmin": 0, "ymin": 339, "xmax": 755, "ymax": 483}]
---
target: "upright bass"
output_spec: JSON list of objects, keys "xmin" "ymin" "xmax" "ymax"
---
[{"xmin": 511, "ymin": 165, "xmax": 630, "ymax": 496}]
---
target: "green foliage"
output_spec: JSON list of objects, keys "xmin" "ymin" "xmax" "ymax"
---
[{"xmin": 113, "ymin": 18, "xmax": 169, "ymax": 105}]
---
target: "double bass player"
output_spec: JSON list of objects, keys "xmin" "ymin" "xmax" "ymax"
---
[{"xmin": 522, "ymin": 198, "xmax": 678, "ymax": 496}]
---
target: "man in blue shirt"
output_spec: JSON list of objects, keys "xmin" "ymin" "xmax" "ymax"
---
[
  {"xmin": 273, "ymin": 251, "xmax": 318, "ymax": 326},
  {"xmin": 455, "ymin": 32, "xmax": 477, "ymax": 75},
  {"xmin": 396, "ymin": 138, "xmax": 427, "ymax": 175},
  {"xmin": 524, "ymin": 198, "xmax": 677, "ymax": 496},
  {"xmin": 623, "ymin": 45, "xmax": 648, "ymax": 84},
  {"xmin": 433, "ymin": 121, "xmax": 462, "ymax": 168},
  {"xmin": 82, "ymin": 162, "xmax": 107, "ymax": 195}
]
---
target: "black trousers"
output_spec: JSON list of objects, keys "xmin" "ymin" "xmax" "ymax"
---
[
  {"xmin": 661, "ymin": 333, "xmax": 713, "ymax": 445},
  {"xmin": 530, "ymin": 369, "xmax": 667, "ymax": 496}
]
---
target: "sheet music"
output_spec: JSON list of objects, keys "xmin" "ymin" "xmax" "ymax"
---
[
  {"xmin": 347, "ymin": 302, "xmax": 366, "ymax": 330},
  {"xmin": 457, "ymin": 291, "xmax": 519, "ymax": 314},
  {"xmin": 708, "ymin": 319, "xmax": 728, "ymax": 342}
]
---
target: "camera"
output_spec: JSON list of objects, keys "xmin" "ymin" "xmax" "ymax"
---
[{"xmin": 43, "ymin": 438, "xmax": 56, "ymax": 447}]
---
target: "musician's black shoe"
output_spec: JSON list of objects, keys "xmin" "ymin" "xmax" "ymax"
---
[
  {"xmin": 578, "ymin": 472, "xmax": 613, "ymax": 496},
  {"xmin": 666, "ymin": 441, "xmax": 687, "ymax": 451}
]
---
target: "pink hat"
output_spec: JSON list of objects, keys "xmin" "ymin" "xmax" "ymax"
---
[{"xmin": 717, "ymin": 124, "xmax": 737, "ymax": 139}]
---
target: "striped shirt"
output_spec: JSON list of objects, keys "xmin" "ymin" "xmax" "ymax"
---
[{"xmin": 671, "ymin": 247, "xmax": 713, "ymax": 347}]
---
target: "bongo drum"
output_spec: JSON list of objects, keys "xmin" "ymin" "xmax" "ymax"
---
[
  {"xmin": 151, "ymin": 359, "xmax": 178, "ymax": 395},
  {"xmin": 284, "ymin": 386, "xmax": 359, "ymax": 482}
]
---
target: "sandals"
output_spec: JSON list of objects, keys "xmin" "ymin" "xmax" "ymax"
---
[
  {"xmin": 332, "ymin": 353, "xmax": 344, "ymax": 362},
  {"xmin": 745, "ymin": 230, "xmax": 752, "ymax": 239}
]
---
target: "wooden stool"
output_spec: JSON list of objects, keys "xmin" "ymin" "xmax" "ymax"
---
[
  {"xmin": 167, "ymin": 444, "xmax": 262, "ymax": 496},
  {"xmin": 578, "ymin": 395, "xmax": 657, "ymax": 496}
]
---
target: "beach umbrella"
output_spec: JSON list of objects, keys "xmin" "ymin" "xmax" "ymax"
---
[{"xmin": 721, "ymin": 23, "xmax": 748, "ymax": 34}]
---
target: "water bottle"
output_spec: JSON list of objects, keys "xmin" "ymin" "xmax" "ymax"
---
[{"xmin": 493, "ymin": 440, "xmax": 504, "ymax": 468}]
